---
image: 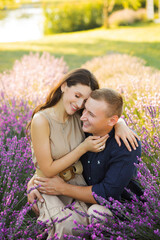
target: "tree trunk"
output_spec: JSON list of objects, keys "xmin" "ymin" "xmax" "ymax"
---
[
  {"xmin": 158, "ymin": 0, "xmax": 160, "ymax": 19},
  {"xmin": 146, "ymin": 0, "xmax": 154, "ymax": 20},
  {"xmin": 103, "ymin": 0, "xmax": 109, "ymax": 28}
]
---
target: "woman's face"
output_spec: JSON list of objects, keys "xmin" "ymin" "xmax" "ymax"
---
[{"xmin": 61, "ymin": 83, "xmax": 92, "ymax": 115}]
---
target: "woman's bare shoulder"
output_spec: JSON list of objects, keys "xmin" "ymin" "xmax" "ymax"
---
[{"xmin": 32, "ymin": 111, "xmax": 48, "ymax": 128}]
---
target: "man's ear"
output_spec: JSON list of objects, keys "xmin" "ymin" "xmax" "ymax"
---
[
  {"xmin": 61, "ymin": 82, "xmax": 67, "ymax": 93},
  {"xmin": 108, "ymin": 115, "xmax": 119, "ymax": 126}
]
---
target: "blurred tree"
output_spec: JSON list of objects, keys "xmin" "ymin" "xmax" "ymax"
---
[
  {"xmin": 0, "ymin": 0, "xmax": 18, "ymax": 9},
  {"xmin": 103, "ymin": 0, "xmax": 115, "ymax": 28},
  {"xmin": 103, "ymin": 0, "xmax": 141, "ymax": 28},
  {"xmin": 146, "ymin": 0, "xmax": 154, "ymax": 19}
]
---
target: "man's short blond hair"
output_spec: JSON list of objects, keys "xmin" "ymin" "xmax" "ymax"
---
[{"xmin": 90, "ymin": 88, "xmax": 123, "ymax": 118}]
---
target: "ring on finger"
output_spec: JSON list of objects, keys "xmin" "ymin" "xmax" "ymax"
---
[{"xmin": 99, "ymin": 144, "xmax": 105, "ymax": 151}]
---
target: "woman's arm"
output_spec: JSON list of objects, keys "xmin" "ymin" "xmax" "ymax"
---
[
  {"xmin": 31, "ymin": 113, "xmax": 108, "ymax": 178},
  {"xmin": 114, "ymin": 118, "xmax": 140, "ymax": 151}
]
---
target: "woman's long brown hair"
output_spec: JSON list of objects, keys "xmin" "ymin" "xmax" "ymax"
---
[{"xmin": 26, "ymin": 68, "xmax": 99, "ymax": 134}]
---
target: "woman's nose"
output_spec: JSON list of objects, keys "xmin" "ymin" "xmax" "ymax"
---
[
  {"xmin": 77, "ymin": 99, "xmax": 84, "ymax": 109},
  {"xmin": 80, "ymin": 110, "xmax": 87, "ymax": 120}
]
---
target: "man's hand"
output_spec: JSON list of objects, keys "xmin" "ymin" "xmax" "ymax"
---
[
  {"xmin": 27, "ymin": 177, "xmax": 44, "ymax": 216},
  {"xmin": 28, "ymin": 188, "xmax": 44, "ymax": 216},
  {"xmin": 27, "ymin": 176, "xmax": 44, "ymax": 216},
  {"xmin": 34, "ymin": 176, "xmax": 65, "ymax": 195},
  {"xmin": 34, "ymin": 176, "xmax": 96, "ymax": 204}
]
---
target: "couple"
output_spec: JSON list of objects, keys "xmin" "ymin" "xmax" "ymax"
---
[{"xmin": 27, "ymin": 68, "xmax": 141, "ymax": 239}]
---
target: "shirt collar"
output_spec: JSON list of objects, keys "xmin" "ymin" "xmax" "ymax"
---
[
  {"xmin": 108, "ymin": 127, "xmax": 115, "ymax": 138},
  {"xmin": 85, "ymin": 127, "xmax": 115, "ymax": 138}
]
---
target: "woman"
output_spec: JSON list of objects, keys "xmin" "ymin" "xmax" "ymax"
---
[{"xmin": 27, "ymin": 68, "xmax": 138, "ymax": 239}]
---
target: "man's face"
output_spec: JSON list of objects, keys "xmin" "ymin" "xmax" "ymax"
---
[{"xmin": 80, "ymin": 97, "xmax": 111, "ymax": 136}]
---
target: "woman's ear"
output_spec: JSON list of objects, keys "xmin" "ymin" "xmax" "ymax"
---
[{"xmin": 61, "ymin": 82, "xmax": 67, "ymax": 93}]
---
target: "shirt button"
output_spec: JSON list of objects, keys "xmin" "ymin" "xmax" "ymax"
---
[{"xmin": 88, "ymin": 160, "xmax": 90, "ymax": 164}]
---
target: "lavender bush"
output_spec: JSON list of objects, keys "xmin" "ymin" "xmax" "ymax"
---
[
  {"xmin": 0, "ymin": 52, "xmax": 159, "ymax": 239},
  {"xmin": 0, "ymin": 52, "xmax": 68, "ymax": 103},
  {"xmin": 0, "ymin": 53, "xmax": 69, "ymax": 239},
  {"xmin": 64, "ymin": 157, "xmax": 160, "ymax": 240},
  {"xmin": 0, "ymin": 94, "xmax": 33, "ymax": 139},
  {"xmin": 0, "ymin": 133, "xmax": 35, "ymax": 239},
  {"xmin": 0, "ymin": 101, "xmax": 51, "ymax": 239}
]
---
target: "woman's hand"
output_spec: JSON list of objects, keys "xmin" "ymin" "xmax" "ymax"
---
[
  {"xmin": 34, "ymin": 176, "xmax": 64, "ymax": 195},
  {"xmin": 114, "ymin": 119, "xmax": 140, "ymax": 151},
  {"xmin": 27, "ymin": 177, "xmax": 44, "ymax": 216},
  {"xmin": 82, "ymin": 134, "xmax": 109, "ymax": 153}
]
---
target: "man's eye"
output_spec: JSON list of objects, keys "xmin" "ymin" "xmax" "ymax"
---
[
  {"xmin": 89, "ymin": 112, "xmax": 94, "ymax": 117},
  {"xmin": 75, "ymin": 95, "xmax": 80, "ymax": 98}
]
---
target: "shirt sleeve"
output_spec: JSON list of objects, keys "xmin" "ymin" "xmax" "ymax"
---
[{"xmin": 92, "ymin": 141, "xmax": 141, "ymax": 201}]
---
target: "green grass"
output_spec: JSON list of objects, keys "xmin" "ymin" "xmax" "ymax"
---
[{"xmin": 0, "ymin": 22, "xmax": 160, "ymax": 72}]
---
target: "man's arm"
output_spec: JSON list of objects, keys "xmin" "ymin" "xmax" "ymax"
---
[
  {"xmin": 35, "ymin": 141, "xmax": 141, "ymax": 202},
  {"xmin": 34, "ymin": 176, "xmax": 97, "ymax": 204}
]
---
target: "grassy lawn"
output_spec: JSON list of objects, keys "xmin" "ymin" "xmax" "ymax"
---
[{"xmin": 0, "ymin": 22, "xmax": 160, "ymax": 72}]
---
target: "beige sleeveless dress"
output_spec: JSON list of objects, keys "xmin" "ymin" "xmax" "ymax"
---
[{"xmin": 31, "ymin": 109, "xmax": 89, "ymax": 239}]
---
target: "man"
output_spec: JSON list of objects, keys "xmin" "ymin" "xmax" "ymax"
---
[{"xmin": 28, "ymin": 88, "xmax": 142, "ymax": 236}]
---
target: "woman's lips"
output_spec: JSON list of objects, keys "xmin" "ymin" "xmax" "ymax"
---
[{"xmin": 71, "ymin": 104, "xmax": 78, "ymax": 111}]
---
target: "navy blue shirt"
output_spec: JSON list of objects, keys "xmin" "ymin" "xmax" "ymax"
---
[{"xmin": 81, "ymin": 128, "xmax": 141, "ymax": 201}]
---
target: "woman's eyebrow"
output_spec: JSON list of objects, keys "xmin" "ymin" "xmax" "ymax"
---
[{"xmin": 75, "ymin": 91, "xmax": 82, "ymax": 96}]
